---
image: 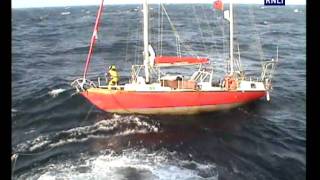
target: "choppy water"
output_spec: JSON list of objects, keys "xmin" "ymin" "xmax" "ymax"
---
[{"xmin": 12, "ymin": 4, "xmax": 305, "ymax": 180}]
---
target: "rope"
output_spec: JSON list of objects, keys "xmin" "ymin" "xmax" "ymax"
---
[{"xmin": 80, "ymin": 104, "xmax": 95, "ymax": 126}]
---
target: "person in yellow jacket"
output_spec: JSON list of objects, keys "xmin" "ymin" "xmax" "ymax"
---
[{"xmin": 107, "ymin": 65, "xmax": 120, "ymax": 88}]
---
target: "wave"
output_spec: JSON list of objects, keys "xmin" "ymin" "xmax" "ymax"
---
[
  {"xmin": 12, "ymin": 5, "xmax": 306, "ymax": 180},
  {"xmin": 18, "ymin": 148, "xmax": 218, "ymax": 180},
  {"xmin": 48, "ymin": 88, "xmax": 67, "ymax": 98},
  {"xmin": 13, "ymin": 115, "xmax": 160, "ymax": 153},
  {"xmin": 60, "ymin": 11, "xmax": 71, "ymax": 16}
]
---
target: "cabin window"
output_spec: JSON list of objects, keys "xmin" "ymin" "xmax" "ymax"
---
[{"xmin": 251, "ymin": 83, "xmax": 256, "ymax": 88}]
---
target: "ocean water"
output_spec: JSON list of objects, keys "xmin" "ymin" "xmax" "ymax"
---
[{"xmin": 12, "ymin": 4, "xmax": 306, "ymax": 180}]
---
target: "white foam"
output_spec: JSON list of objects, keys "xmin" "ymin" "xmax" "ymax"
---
[
  {"xmin": 61, "ymin": 11, "xmax": 71, "ymax": 15},
  {"xmin": 20, "ymin": 149, "xmax": 218, "ymax": 180},
  {"xmin": 48, "ymin": 88, "xmax": 66, "ymax": 97},
  {"xmin": 12, "ymin": 108, "xmax": 18, "ymax": 117},
  {"xmin": 14, "ymin": 116, "xmax": 159, "ymax": 152},
  {"xmin": 25, "ymin": 128, "xmax": 36, "ymax": 135},
  {"xmin": 29, "ymin": 140, "xmax": 50, "ymax": 152}
]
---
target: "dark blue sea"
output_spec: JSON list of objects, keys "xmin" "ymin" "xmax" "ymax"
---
[{"xmin": 12, "ymin": 4, "xmax": 306, "ymax": 180}]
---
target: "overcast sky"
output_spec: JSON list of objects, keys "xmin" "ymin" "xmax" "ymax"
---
[{"xmin": 12, "ymin": 0, "xmax": 306, "ymax": 8}]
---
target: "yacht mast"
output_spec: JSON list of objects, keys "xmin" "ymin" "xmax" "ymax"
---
[
  {"xmin": 143, "ymin": 0, "xmax": 150, "ymax": 83},
  {"xmin": 229, "ymin": 0, "xmax": 234, "ymax": 75},
  {"xmin": 82, "ymin": 0, "xmax": 104, "ymax": 80}
]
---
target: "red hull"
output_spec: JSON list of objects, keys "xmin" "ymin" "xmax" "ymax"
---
[{"xmin": 81, "ymin": 89, "xmax": 266, "ymax": 114}]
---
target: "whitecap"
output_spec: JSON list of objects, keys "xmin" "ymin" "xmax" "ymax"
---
[
  {"xmin": 61, "ymin": 12, "xmax": 71, "ymax": 15},
  {"xmin": 48, "ymin": 88, "xmax": 66, "ymax": 97},
  {"xmin": 14, "ymin": 116, "xmax": 160, "ymax": 152},
  {"xmin": 20, "ymin": 149, "xmax": 219, "ymax": 180}
]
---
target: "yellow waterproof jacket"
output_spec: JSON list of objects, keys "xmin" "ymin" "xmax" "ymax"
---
[{"xmin": 108, "ymin": 69, "xmax": 119, "ymax": 81}]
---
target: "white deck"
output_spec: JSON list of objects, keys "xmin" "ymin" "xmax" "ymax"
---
[{"xmin": 98, "ymin": 80, "xmax": 266, "ymax": 92}]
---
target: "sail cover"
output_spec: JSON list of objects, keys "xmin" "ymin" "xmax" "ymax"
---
[{"xmin": 155, "ymin": 56, "xmax": 209, "ymax": 66}]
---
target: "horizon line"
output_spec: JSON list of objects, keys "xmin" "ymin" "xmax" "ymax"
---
[{"xmin": 12, "ymin": 2, "xmax": 306, "ymax": 9}]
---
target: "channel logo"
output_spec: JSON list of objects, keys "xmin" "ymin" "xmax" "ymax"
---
[{"xmin": 264, "ymin": 0, "xmax": 285, "ymax": 6}]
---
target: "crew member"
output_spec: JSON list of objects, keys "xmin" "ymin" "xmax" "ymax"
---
[{"xmin": 107, "ymin": 65, "xmax": 120, "ymax": 87}]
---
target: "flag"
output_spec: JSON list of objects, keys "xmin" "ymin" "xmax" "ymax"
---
[
  {"xmin": 213, "ymin": 0, "xmax": 223, "ymax": 11},
  {"xmin": 224, "ymin": 10, "xmax": 230, "ymax": 21}
]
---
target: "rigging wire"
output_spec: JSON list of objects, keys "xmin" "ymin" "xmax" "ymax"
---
[
  {"xmin": 134, "ymin": 5, "xmax": 142, "ymax": 65},
  {"xmin": 199, "ymin": 5, "xmax": 219, "ymax": 58},
  {"xmin": 192, "ymin": 5, "xmax": 208, "ymax": 55},
  {"xmin": 150, "ymin": 5, "xmax": 155, "ymax": 47},
  {"xmin": 116, "ymin": 10, "xmax": 134, "ymax": 64},
  {"xmin": 176, "ymin": 36, "xmax": 181, "ymax": 57},
  {"xmin": 157, "ymin": 2, "xmax": 161, "ymax": 54},
  {"xmin": 160, "ymin": 4, "xmax": 199, "ymax": 57},
  {"xmin": 249, "ymin": 5, "xmax": 265, "ymax": 67},
  {"xmin": 230, "ymin": 5, "xmax": 243, "ymax": 73},
  {"xmin": 124, "ymin": 20, "xmax": 131, "ymax": 62},
  {"xmin": 220, "ymin": 11, "xmax": 227, "ymax": 74},
  {"xmin": 160, "ymin": 4, "xmax": 164, "ymax": 56},
  {"xmin": 199, "ymin": 4, "xmax": 228, "ymax": 76},
  {"xmin": 208, "ymin": 6, "xmax": 227, "ymax": 74}
]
